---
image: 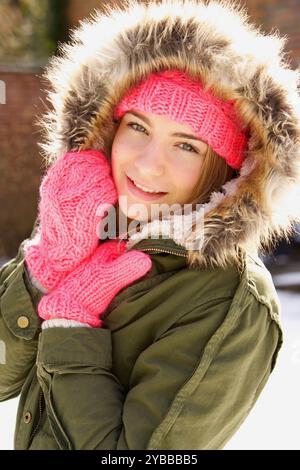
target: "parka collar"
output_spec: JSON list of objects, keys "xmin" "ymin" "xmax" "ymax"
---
[{"xmin": 38, "ymin": 0, "xmax": 300, "ymax": 270}]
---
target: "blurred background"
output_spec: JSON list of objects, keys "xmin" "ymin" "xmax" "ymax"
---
[{"xmin": 0, "ymin": 0, "xmax": 300, "ymax": 450}]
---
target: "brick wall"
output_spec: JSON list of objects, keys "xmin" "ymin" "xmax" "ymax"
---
[
  {"xmin": 0, "ymin": 71, "xmax": 45, "ymax": 258},
  {"xmin": 66, "ymin": 0, "xmax": 104, "ymax": 26},
  {"xmin": 66, "ymin": 0, "xmax": 130, "ymax": 26}
]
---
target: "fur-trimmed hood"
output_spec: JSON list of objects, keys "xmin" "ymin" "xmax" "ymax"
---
[{"xmin": 37, "ymin": 0, "xmax": 300, "ymax": 270}]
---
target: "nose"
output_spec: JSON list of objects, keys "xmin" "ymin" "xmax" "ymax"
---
[{"xmin": 133, "ymin": 143, "xmax": 164, "ymax": 178}]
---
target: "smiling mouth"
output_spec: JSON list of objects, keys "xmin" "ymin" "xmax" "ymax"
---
[
  {"xmin": 126, "ymin": 175, "xmax": 168, "ymax": 200},
  {"xmin": 128, "ymin": 175, "xmax": 166, "ymax": 193}
]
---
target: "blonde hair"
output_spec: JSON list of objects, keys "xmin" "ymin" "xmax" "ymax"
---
[{"xmin": 187, "ymin": 145, "xmax": 237, "ymax": 206}]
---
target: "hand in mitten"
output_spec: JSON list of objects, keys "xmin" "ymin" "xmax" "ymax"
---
[
  {"xmin": 37, "ymin": 239, "xmax": 152, "ymax": 328},
  {"xmin": 24, "ymin": 150, "xmax": 117, "ymax": 292}
]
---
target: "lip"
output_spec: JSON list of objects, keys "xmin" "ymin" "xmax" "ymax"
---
[{"xmin": 126, "ymin": 175, "xmax": 168, "ymax": 201}]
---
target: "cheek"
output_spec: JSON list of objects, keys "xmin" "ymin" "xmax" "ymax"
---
[
  {"xmin": 111, "ymin": 141, "xmax": 129, "ymax": 186},
  {"xmin": 112, "ymin": 132, "xmax": 134, "ymax": 164},
  {"xmin": 111, "ymin": 137, "xmax": 139, "ymax": 200},
  {"xmin": 172, "ymin": 160, "xmax": 203, "ymax": 196}
]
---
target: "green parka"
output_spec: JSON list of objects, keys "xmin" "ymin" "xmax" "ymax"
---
[
  {"xmin": 1, "ymin": 0, "xmax": 300, "ymax": 450},
  {"xmin": 0, "ymin": 233, "xmax": 283, "ymax": 450}
]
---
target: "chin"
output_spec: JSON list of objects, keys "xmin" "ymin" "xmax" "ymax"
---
[
  {"xmin": 127, "ymin": 209, "xmax": 150, "ymax": 223},
  {"xmin": 118, "ymin": 194, "xmax": 148, "ymax": 220}
]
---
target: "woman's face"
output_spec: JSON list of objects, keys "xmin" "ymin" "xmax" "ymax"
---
[{"xmin": 111, "ymin": 110, "xmax": 208, "ymax": 222}]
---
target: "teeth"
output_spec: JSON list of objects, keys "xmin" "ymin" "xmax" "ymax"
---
[{"xmin": 132, "ymin": 179, "xmax": 162, "ymax": 193}]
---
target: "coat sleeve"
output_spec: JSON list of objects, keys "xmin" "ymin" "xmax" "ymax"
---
[
  {"xmin": 0, "ymin": 219, "xmax": 43, "ymax": 401},
  {"xmin": 35, "ymin": 284, "xmax": 283, "ymax": 450}
]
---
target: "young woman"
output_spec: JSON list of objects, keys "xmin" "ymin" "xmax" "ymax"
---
[{"xmin": 1, "ymin": 0, "xmax": 299, "ymax": 450}]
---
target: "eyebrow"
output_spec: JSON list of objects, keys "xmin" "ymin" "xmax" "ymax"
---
[{"xmin": 127, "ymin": 111, "xmax": 206, "ymax": 143}]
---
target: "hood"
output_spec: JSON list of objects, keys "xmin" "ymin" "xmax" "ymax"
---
[{"xmin": 37, "ymin": 0, "xmax": 300, "ymax": 270}]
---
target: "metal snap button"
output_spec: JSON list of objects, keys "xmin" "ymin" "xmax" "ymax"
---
[
  {"xmin": 17, "ymin": 316, "xmax": 29, "ymax": 329},
  {"xmin": 24, "ymin": 411, "xmax": 32, "ymax": 424}
]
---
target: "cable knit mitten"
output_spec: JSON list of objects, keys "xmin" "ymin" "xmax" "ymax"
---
[
  {"xmin": 24, "ymin": 150, "xmax": 117, "ymax": 292},
  {"xmin": 37, "ymin": 239, "xmax": 152, "ymax": 328}
]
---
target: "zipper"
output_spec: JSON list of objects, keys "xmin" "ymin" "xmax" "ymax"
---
[
  {"xmin": 28, "ymin": 389, "xmax": 45, "ymax": 445},
  {"xmin": 133, "ymin": 246, "xmax": 188, "ymax": 258}
]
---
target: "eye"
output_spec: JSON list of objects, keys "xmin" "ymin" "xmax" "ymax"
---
[
  {"xmin": 177, "ymin": 142, "xmax": 198, "ymax": 153},
  {"xmin": 127, "ymin": 122, "xmax": 147, "ymax": 133}
]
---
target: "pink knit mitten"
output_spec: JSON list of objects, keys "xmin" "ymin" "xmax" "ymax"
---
[
  {"xmin": 24, "ymin": 150, "xmax": 117, "ymax": 292},
  {"xmin": 37, "ymin": 239, "xmax": 152, "ymax": 327}
]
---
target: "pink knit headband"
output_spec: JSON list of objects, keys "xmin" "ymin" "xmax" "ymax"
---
[{"xmin": 114, "ymin": 69, "xmax": 250, "ymax": 170}]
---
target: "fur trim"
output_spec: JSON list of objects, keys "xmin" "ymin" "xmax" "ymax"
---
[{"xmin": 36, "ymin": 0, "xmax": 300, "ymax": 269}]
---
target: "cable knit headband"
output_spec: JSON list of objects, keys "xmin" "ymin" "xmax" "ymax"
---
[{"xmin": 114, "ymin": 69, "xmax": 250, "ymax": 170}]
